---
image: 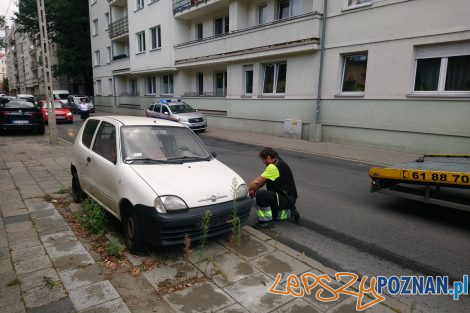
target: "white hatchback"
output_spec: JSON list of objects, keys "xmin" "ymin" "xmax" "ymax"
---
[{"xmin": 71, "ymin": 116, "xmax": 251, "ymax": 253}]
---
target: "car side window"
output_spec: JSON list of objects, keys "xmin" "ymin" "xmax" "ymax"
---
[
  {"xmin": 162, "ymin": 106, "xmax": 169, "ymax": 115},
  {"xmin": 92, "ymin": 122, "xmax": 117, "ymax": 163},
  {"xmin": 154, "ymin": 105, "xmax": 161, "ymax": 112},
  {"xmin": 82, "ymin": 119, "xmax": 100, "ymax": 148},
  {"xmin": 148, "ymin": 105, "xmax": 154, "ymax": 111}
]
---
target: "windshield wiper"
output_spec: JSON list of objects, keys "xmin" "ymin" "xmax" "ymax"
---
[
  {"xmin": 166, "ymin": 156, "xmax": 211, "ymax": 162},
  {"xmin": 124, "ymin": 157, "xmax": 183, "ymax": 164}
]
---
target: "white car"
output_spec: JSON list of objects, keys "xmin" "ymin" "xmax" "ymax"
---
[{"xmin": 71, "ymin": 116, "xmax": 251, "ymax": 253}]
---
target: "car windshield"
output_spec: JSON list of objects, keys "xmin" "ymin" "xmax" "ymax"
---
[
  {"xmin": 169, "ymin": 103, "xmax": 196, "ymax": 114},
  {"xmin": 1, "ymin": 100, "xmax": 36, "ymax": 108},
  {"xmin": 121, "ymin": 126, "xmax": 211, "ymax": 163},
  {"xmin": 57, "ymin": 94, "xmax": 68, "ymax": 100},
  {"xmin": 73, "ymin": 97, "xmax": 89, "ymax": 104},
  {"xmin": 43, "ymin": 102, "xmax": 64, "ymax": 108}
]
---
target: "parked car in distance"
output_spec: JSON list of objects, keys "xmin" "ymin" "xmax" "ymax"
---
[
  {"xmin": 16, "ymin": 94, "xmax": 37, "ymax": 105},
  {"xmin": 145, "ymin": 99, "xmax": 207, "ymax": 132},
  {"xmin": 0, "ymin": 96, "xmax": 45, "ymax": 135},
  {"xmin": 38, "ymin": 100, "xmax": 73, "ymax": 124},
  {"xmin": 71, "ymin": 116, "xmax": 251, "ymax": 253},
  {"xmin": 53, "ymin": 90, "xmax": 70, "ymax": 105},
  {"xmin": 67, "ymin": 95, "xmax": 95, "ymax": 113}
]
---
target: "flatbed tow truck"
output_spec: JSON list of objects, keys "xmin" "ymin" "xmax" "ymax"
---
[{"xmin": 369, "ymin": 155, "xmax": 470, "ymax": 211}]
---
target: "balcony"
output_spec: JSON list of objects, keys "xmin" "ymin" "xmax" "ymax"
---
[
  {"xmin": 175, "ymin": 13, "xmax": 321, "ymax": 66},
  {"xmin": 108, "ymin": 16, "xmax": 129, "ymax": 40},
  {"xmin": 173, "ymin": 0, "xmax": 229, "ymax": 19},
  {"xmin": 111, "ymin": 57, "xmax": 130, "ymax": 74},
  {"xmin": 108, "ymin": 0, "xmax": 127, "ymax": 6}
]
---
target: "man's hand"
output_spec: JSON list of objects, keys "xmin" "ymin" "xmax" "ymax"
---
[
  {"xmin": 249, "ymin": 188, "xmax": 256, "ymax": 198},
  {"xmin": 248, "ymin": 176, "xmax": 267, "ymax": 198}
]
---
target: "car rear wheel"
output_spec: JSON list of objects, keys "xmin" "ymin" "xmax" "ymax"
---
[
  {"xmin": 72, "ymin": 172, "xmax": 85, "ymax": 203},
  {"xmin": 123, "ymin": 208, "xmax": 145, "ymax": 254}
]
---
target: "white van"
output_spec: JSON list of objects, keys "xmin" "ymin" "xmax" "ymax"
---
[{"xmin": 53, "ymin": 90, "xmax": 70, "ymax": 104}]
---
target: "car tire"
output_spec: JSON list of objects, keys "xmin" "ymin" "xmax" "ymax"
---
[
  {"xmin": 72, "ymin": 172, "xmax": 85, "ymax": 203},
  {"xmin": 123, "ymin": 208, "xmax": 145, "ymax": 254}
]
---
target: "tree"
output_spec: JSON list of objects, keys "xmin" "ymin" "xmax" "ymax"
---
[{"xmin": 14, "ymin": 0, "xmax": 93, "ymax": 95}]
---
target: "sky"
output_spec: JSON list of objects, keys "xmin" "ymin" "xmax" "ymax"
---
[{"xmin": 0, "ymin": 0, "xmax": 17, "ymax": 36}]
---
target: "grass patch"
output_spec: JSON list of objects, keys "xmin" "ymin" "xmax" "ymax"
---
[
  {"xmin": 78, "ymin": 198, "xmax": 107, "ymax": 235},
  {"xmin": 7, "ymin": 278, "xmax": 19, "ymax": 287},
  {"xmin": 105, "ymin": 238, "xmax": 125, "ymax": 258},
  {"xmin": 42, "ymin": 276, "xmax": 55, "ymax": 289}
]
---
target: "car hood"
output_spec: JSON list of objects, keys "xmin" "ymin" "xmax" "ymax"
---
[
  {"xmin": 172, "ymin": 112, "xmax": 204, "ymax": 119},
  {"xmin": 129, "ymin": 159, "xmax": 245, "ymax": 208}
]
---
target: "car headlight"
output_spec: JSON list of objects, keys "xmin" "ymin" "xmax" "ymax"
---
[
  {"xmin": 235, "ymin": 184, "xmax": 248, "ymax": 199},
  {"xmin": 154, "ymin": 196, "xmax": 188, "ymax": 213},
  {"xmin": 178, "ymin": 117, "xmax": 189, "ymax": 122}
]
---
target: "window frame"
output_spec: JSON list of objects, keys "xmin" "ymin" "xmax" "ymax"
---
[
  {"xmin": 196, "ymin": 23, "xmax": 203, "ymax": 41},
  {"xmin": 261, "ymin": 62, "xmax": 287, "ymax": 95},
  {"xmin": 162, "ymin": 73, "xmax": 174, "ymax": 95},
  {"xmin": 214, "ymin": 71, "xmax": 227, "ymax": 97},
  {"xmin": 92, "ymin": 19, "xmax": 99, "ymax": 36},
  {"xmin": 346, "ymin": 0, "xmax": 373, "ymax": 9},
  {"xmin": 136, "ymin": 0, "xmax": 144, "ymax": 10},
  {"xmin": 146, "ymin": 76, "xmax": 157, "ymax": 95},
  {"xmin": 92, "ymin": 121, "xmax": 117, "ymax": 164},
  {"xmin": 340, "ymin": 53, "xmax": 368, "ymax": 95},
  {"xmin": 243, "ymin": 65, "xmax": 254, "ymax": 95},
  {"xmin": 214, "ymin": 16, "xmax": 229, "ymax": 37},
  {"xmin": 257, "ymin": 3, "xmax": 267, "ymax": 25},
  {"xmin": 276, "ymin": 0, "xmax": 302, "ymax": 20},
  {"xmin": 108, "ymin": 78, "xmax": 113, "ymax": 96},
  {"xmin": 94, "ymin": 50, "xmax": 101, "ymax": 66},
  {"xmin": 150, "ymin": 25, "xmax": 162, "ymax": 50},
  {"xmin": 136, "ymin": 31, "xmax": 146, "ymax": 53},
  {"xmin": 96, "ymin": 79, "xmax": 102, "ymax": 95},
  {"xmin": 106, "ymin": 47, "xmax": 111, "ymax": 64},
  {"xmin": 196, "ymin": 72, "xmax": 204, "ymax": 95}
]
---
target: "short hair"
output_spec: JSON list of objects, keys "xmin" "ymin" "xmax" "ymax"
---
[{"xmin": 259, "ymin": 147, "xmax": 278, "ymax": 159}]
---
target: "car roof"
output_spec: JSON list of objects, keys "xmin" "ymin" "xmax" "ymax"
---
[
  {"xmin": 17, "ymin": 94, "xmax": 35, "ymax": 97},
  {"xmin": 96, "ymin": 115, "xmax": 184, "ymax": 127}
]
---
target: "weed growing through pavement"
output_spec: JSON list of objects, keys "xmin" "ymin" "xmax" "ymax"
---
[
  {"xmin": 7, "ymin": 278, "xmax": 19, "ymax": 287},
  {"xmin": 183, "ymin": 233, "xmax": 191, "ymax": 280},
  {"xmin": 105, "ymin": 238, "xmax": 125, "ymax": 258},
  {"xmin": 43, "ymin": 194, "xmax": 53, "ymax": 202},
  {"xmin": 79, "ymin": 198, "xmax": 107, "ymax": 235},
  {"xmin": 42, "ymin": 276, "xmax": 55, "ymax": 289},
  {"xmin": 196, "ymin": 210, "xmax": 212, "ymax": 274},
  {"xmin": 229, "ymin": 178, "xmax": 242, "ymax": 249},
  {"xmin": 57, "ymin": 186, "xmax": 72, "ymax": 195}
]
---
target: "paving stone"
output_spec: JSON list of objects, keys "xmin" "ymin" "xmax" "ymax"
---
[
  {"xmin": 0, "ymin": 270, "xmax": 17, "ymax": 289},
  {"xmin": 242, "ymin": 225, "xmax": 271, "ymax": 242},
  {"xmin": 249, "ymin": 250, "xmax": 312, "ymax": 282},
  {"xmin": 18, "ymin": 267, "xmax": 59, "ymax": 290},
  {"xmin": 143, "ymin": 261, "xmax": 197, "ymax": 289},
  {"xmin": 40, "ymin": 231, "xmax": 77, "ymax": 247},
  {"xmin": 125, "ymin": 253, "xmax": 145, "ymax": 266},
  {"xmin": 2, "ymin": 208, "xmax": 29, "ymax": 218},
  {"xmin": 9, "ymin": 237, "xmax": 42, "ymax": 251},
  {"xmin": 216, "ymin": 303, "xmax": 250, "ymax": 313},
  {"xmin": 0, "ymin": 237, "xmax": 9, "ymax": 248},
  {"xmin": 25, "ymin": 201, "xmax": 54, "ymax": 213},
  {"xmin": 37, "ymin": 225, "xmax": 71, "ymax": 236},
  {"xmin": 22, "ymin": 285, "xmax": 67, "ymax": 309},
  {"xmin": 325, "ymin": 295, "xmax": 396, "ymax": 313},
  {"xmin": 3, "ymin": 214, "xmax": 31, "ymax": 225},
  {"xmin": 58, "ymin": 264, "xmax": 105, "ymax": 291},
  {"xmin": 6, "ymin": 221, "xmax": 34, "ymax": 233},
  {"xmin": 11, "ymin": 246, "xmax": 46, "ymax": 263},
  {"xmin": 26, "ymin": 297, "xmax": 75, "ymax": 313},
  {"xmin": 50, "ymin": 252, "xmax": 95, "ymax": 272},
  {"xmin": 165, "ymin": 281, "xmax": 235, "ymax": 313},
  {"xmin": 223, "ymin": 273, "xmax": 291, "ymax": 313},
  {"xmin": 30, "ymin": 209, "xmax": 59, "ymax": 219},
  {"xmin": 1, "ymin": 302, "xmax": 26, "ymax": 313},
  {"xmin": 0, "ymin": 285, "xmax": 22, "ymax": 308},
  {"xmin": 14, "ymin": 255, "xmax": 52, "ymax": 275},
  {"xmin": 276, "ymin": 298, "xmax": 321, "ymax": 313},
  {"xmin": 0, "ymin": 246, "xmax": 10, "ymax": 260},
  {"xmin": 68, "ymin": 280, "xmax": 121, "ymax": 311},
  {"xmin": 0, "ymin": 258, "xmax": 14, "ymax": 274},
  {"xmin": 189, "ymin": 240, "xmax": 229, "ymax": 264},
  {"xmin": 201, "ymin": 252, "xmax": 260, "ymax": 288},
  {"xmin": 223, "ymin": 233, "xmax": 275, "ymax": 261},
  {"xmin": 45, "ymin": 240, "xmax": 89, "ymax": 259},
  {"xmin": 79, "ymin": 298, "xmax": 131, "ymax": 313},
  {"xmin": 7, "ymin": 229, "xmax": 38, "ymax": 242},
  {"xmin": 68, "ymin": 203, "xmax": 82, "ymax": 214}
]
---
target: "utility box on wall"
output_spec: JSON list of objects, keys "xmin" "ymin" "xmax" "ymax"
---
[{"xmin": 283, "ymin": 119, "xmax": 302, "ymax": 139}]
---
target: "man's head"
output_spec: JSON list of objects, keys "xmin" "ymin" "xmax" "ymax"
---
[
  {"xmin": 259, "ymin": 147, "xmax": 278, "ymax": 165},
  {"xmin": 81, "ymin": 98, "xmax": 86, "ymax": 103}
]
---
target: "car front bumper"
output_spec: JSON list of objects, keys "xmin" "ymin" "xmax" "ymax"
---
[
  {"xmin": 134, "ymin": 197, "xmax": 253, "ymax": 246},
  {"xmin": 180, "ymin": 121, "xmax": 207, "ymax": 131}
]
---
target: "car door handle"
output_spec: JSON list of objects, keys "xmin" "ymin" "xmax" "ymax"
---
[{"xmin": 87, "ymin": 156, "xmax": 91, "ymax": 163}]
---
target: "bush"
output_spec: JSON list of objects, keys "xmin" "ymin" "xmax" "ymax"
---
[
  {"xmin": 79, "ymin": 198, "xmax": 107, "ymax": 235},
  {"xmin": 106, "ymin": 238, "xmax": 125, "ymax": 258}
]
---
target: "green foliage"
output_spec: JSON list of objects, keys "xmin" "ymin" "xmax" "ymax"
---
[
  {"xmin": 42, "ymin": 276, "xmax": 55, "ymax": 289},
  {"xmin": 57, "ymin": 186, "xmax": 72, "ymax": 195},
  {"xmin": 0, "ymin": 15, "xmax": 5, "ymax": 29},
  {"xmin": 196, "ymin": 210, "xmax": 212, "ymax": 272},
  {"xmin": 106, "ymin": 238, "xmax": 125, "ymax": 258},
  {"xmin": 230, "ymin": 178, "xmax": 242, "ymax": 248},
  {"xmin": 79, "ymin": 198, "xmax": 107, "ymax": 235}
]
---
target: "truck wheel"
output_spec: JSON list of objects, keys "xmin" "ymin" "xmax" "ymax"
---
[
  {"xmin": 72, "ymin": 172, "xmax": 84, "ymax": 203},
  {"xmin": 123, "ymin": 208, "xmax": 145, "ymax": 254}
]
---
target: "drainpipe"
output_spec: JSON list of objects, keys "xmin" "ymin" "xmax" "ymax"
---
[{"xmin": 313, "ymin": 0, "xmax": 328, "ymax": 142}]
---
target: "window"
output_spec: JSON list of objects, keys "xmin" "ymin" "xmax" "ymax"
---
[
  {"xmin": 82, "ymin": 119, "xmax": 100, "ymax": 148},
  {"xmin": 162, "ymin": 74, "xmax": 174, "ymax": 94},
  {"xmin": 105, "ymin": 13, "xmax": 110, "ymax": 26},
  {"xmin": 214, "ymin": 16, "xmax": 229, "ymax": 36},
  {"xmin": 277, "ymin": 0, "xmax": 302, "ymax": 20},
  {"xmin": 214, "ymin": 71, "xmax": 227, "ymax": 96},
  {"xmin": 107, "ymin": 47, "xmax": 111, "ymax": 63},
  {"xmin": 161, "ymin": 105, "xmax": 169, "ymax": 115},
  {"xmin": 262, "ymin": 62, "xmax": 286, "ymax": 94},
  {"xmin": 96, "ymin": 80, "xmax": 102, "ymax": 95},
  {"xmin": 92, "ymin": 19, "xmax": 99, "ymax": 36},
  {"xmin": 150, "ymin": 26, "xmax": 161, "ymax": 50},
  {"xmin": 94, "ymin": 50, "xmax": 100, "ymax": 66},
  {"xmin": 414, "ymin": 55, "xmax": 470, "ymax": 93},
  {"xmin": 136, "ymin": 31, "xmax": 146, "ymax": 53},
  {"xmin": 90, "ymin": 0, "xmax": 97, "ymax": 5},
  {"xmin": 196, "ymin": 23, "xmax": 203, "ymax": 40},
  {"xmin": 197, "ymin": 72, "xmax": 204, "ymax": 95},
  {"xmin": 130, "ymin": 79, "xmax": 139, "ymax": 95},
  {"xmin": 153, "ymin": 104, "xmax": 161, "ymax": 113},
  {"xmin": 136, "ymin": 0, "xmax": 144, "ymax": 10},
  {"xmin": 347, "ymin": 0, "xmax": 372, "ymax": 8},
  {"xmin": 108, "ymin": 78, "xmax": 113, "ymax": 95},
  {"xmin": 243, "ymin": 65, "xmax": 253, "ymax": 95},
  {"xmin": 147, "ymin": 76, "xmax": 156, "ymax": 94},
  {"xmin": 341, "ymin": 54, "xmax": 368, "ymax": 93},
  {"xmin": 92, "ymin": 122, "xmax": 117, "ymax": 163},
  {"xmin": 258, "ymin": 4, "xmax": 267, "ymax": 25}
]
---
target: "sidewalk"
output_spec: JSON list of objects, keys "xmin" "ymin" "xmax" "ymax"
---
[{"xmin": 0, "ymin": 134, "xmax": 412, "ymax": 313}]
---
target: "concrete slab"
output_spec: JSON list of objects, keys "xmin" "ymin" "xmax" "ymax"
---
[
  {"xmin": 68, "ymin": 280, "xmax": 121, "ymax": 311},
  {"xmin": 0, "ymin": 270, "xmax": 17, "ymax": 289},
  {"xmin": 2, "ymin": 302, "xmax": 26, "ymax": 313},
  {"xmin": 0, "ymin": 237, "xmax": 7, "ymax": 248},
  {"xmin": 125, "ymin": 253, "xmax": 145, "ymax": 267},
  {"xmin": 50, "ymin": 252, "xmax": 95, "ymax": 272},
  {"xmin": 0, "ymin": 246, "xmax": 9, "ymax": 260},
  {"xmin": 79, "ymin": 298, "xmax": 131, "ymax": 313},
  {"xmin": 0, "ymin": 259, "xmax": 14, "ymax": 274},
  {"xmin": 25, "ymin": 202, "xmax": 55, "ymax": 213},
  {"xmin": 6, "ymin": 221, "xmax": 34, "ymax": 234},
  {"xmin": 325, "ymin": 296, "xmax": 396, "ymax": 313},
  {"xmin": 7, "ymin": 229, "xmax": 38, "ymax": 242},
  {"xmin": 11, "ymin": 246, "xmax": 46, "ymax": 263},
  {"xmin": 22, "ymin": 285, "xmax": 67, "ymax": 309},
  {"xmin": 202, "ymin": 253, "xmax": 260, "ymax": 288},
  {"xmin": 58, "ymin": 264, "xmax": 105, "ymax": 291},
  {"xmin": 40, "ymin": 231, "xmax": 77, "ymax": 247},
  {"xmin": 2, "ymin": 208, "xmax": 29, "ymax": 218},
  {"xmin": 165, "ymin": 281, "xmax": 235, "ymax": 313},
  {"xmin": 14, "ymin": 255, "xmax": 52, "ymax": 275},
  {"xmin": 189, "ymin": 240, "xmax": 229, "ymax": 264},
  {"xmin": 216, "ymin": 303, "xmax": 250, "ymax": 313},
  {"xmin": 223, "ymin": 273, "xmax": 292, "ymax": 313},
  {"xmin": 45, "ymin": 240, "xmax": 89, "ymax": 260},
  {"xmin": 26, "ymin": 296, "xmax": 75, "ymax": 313},
  {"xmin": 249, "ymin": 250, "xmax": 312, "ymax": 282},
  {"xmin": 3, "ymin": 214, "xmax": 31, "ymax": 225},
  {"xmin": 143, "ymin": 261, "xmax": 197, "ymax": 289},
  {"xmin": 30, "ymin": 209, "xmax": 60, "ymax": 220},
  {"xmin": 38, "ymin": 225, "xmax": 70, "ymax": 236},
  {"xmin": 242, "ymin": 226, "xmax": 271, "ymax": 242},
  {"xmin": 276, "ymin": 298, "xmax": 321, "ymax": 313},
  {"xmin": 0, "ymin": 285, "xmax": 22, "ymax": 308},
  {"xmin": 9, "ymin": 237, "xmax": 42, "ymax": 251},
  {"xmin": 223, "ymin": 234, "xmax": 275, "ymax": 261},
  {"xmin": 18, "ymin": 267, "xmax": 60, "ymax": 291}
]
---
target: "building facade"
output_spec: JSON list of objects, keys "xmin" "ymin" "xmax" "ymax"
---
[
  {"xmin": 0, "ymin": 51, "xmax": 7, "ymax": 92},
  {"xmin": 89, "ymin": 0, "xmax": 470, "ymax": 153}
]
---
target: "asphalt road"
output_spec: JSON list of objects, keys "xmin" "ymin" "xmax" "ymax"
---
[{"xmin": 56, "ymin": 117, "xmax": 470, "ymax": 311}]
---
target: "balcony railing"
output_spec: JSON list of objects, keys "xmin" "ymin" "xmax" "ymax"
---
[
  {"xmin": 108, "ymin": 16, "xmax": 129, "ymax": 40},
  {"xmin": 173, "ymin": 0, "xmax": 207, "ymax": 14}
]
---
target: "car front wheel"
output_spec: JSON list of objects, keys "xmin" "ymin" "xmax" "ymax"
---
[{"xmin": 123, "ymin": 209, "xmax": 145, "ymax": 254}]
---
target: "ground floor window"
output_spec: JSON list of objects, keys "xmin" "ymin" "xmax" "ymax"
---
[
  {"xmin": 262, "ymin": 62, "xmax": 286, "ymax": 94},
  {"xmin": 341, "ymin": 54, "xmax": 368, "ymax": 93},
  {"xmin": 243, "ymin": 65, "xmax": 253, "ymax": 95},
  {"xmin": 214, "ymin": 71, "xmax": 227, "ymax": 96},
  {"xmin": 147, "ymin": 76, "xmax": 156, "ymax": 95},
  {"xmin": 197, "ymin": 72, "xmax": 204, "ymax": 95},
  {"xmin": 108, "ymin": 78, "xmax": 113, "ymax": 96},
  {"xmin": 130, "ymin": 79, "xmax": 139, "ymax": 95},
  {"xmin": 162, "ymin": 74, "xmax": 174, "ymax": 94},
  {"xmin": 96, "ymin": 80, "xmax": 102, "ymax": 95}
]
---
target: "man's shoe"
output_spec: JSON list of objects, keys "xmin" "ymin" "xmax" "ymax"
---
[
  {"xmin": 254, "ymin": 221, "xmax": 274, "ymax": 229},
  {"xmin": 291, "ymin": 210, "xmax": 300, "ymax": 223}
]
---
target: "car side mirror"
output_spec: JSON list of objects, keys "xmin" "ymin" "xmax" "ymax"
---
[{"xmin": 211, "ymin": 152, "xmax": 217, "ymax": 158}]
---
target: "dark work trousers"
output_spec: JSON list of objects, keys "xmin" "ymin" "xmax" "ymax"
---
[
  {"xmin": 80, "ymin": 110, "xmax": 89, "ymax": 120},
  {"xmin": 255, "ymin": 190, "xmax": 296, "ymax": 220}
]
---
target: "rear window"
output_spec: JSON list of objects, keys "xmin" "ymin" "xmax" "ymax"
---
[{"xmin": 82, "ymin": 119, "xmax": 100, "ymax": 148}]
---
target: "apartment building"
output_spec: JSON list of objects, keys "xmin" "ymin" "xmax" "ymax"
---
[
  {"xmin": 0, "ymin": 52, "xmax": 7, "ymax": 91},
  {"xmin": 90, "ymin": 0, "xmax": 470, "ymax": 153}
]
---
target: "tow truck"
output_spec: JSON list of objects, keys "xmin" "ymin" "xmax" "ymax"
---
[{"xmin": 369, "ymin": 155, "xmax": 470, "ymax": 211}]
